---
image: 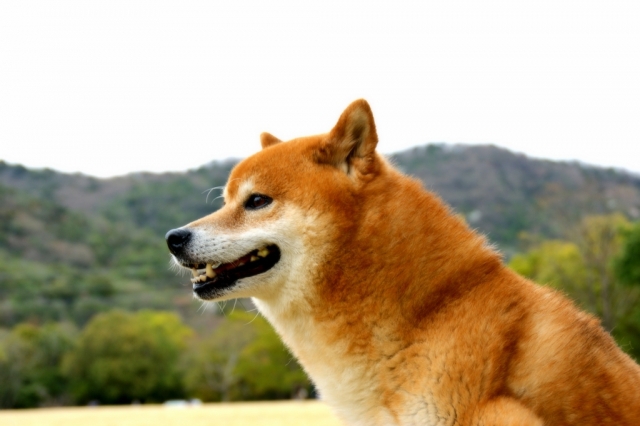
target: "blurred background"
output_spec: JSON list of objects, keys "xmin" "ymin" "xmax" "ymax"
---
[{"xmin": 1, "ymin": 0, "xmax": 639, "ymax": 419}]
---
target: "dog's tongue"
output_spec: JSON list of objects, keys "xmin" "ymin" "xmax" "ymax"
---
[{"xmin": 214, "ymin": 251, "xmax": 255, "ymax": 274}]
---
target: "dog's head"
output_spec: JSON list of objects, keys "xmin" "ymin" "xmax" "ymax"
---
[{"xmin": 166, "ymin": 99, "xmax": 382, "ymax": 302}]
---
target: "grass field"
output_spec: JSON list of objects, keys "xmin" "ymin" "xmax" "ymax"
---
[{"xmin": 0, "ymin": 400, "xmax": 344, "ymax": 426}]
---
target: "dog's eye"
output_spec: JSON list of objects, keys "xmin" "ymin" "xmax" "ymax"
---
[{"xmin": 245, "ymin": 194, "xmax": 272, "ymax": 210}]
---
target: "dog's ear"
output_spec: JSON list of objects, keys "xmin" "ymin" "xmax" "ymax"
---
[
  {"xmin": 315, "ymin": 99, "xmax": 378, "ymax": 175},
  {"xmin": 260, "ymin": 132, "xmax": 282, "ymax": 149}
]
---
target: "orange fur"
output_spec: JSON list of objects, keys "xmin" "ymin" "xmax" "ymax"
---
[{"xmin": 175, "ymin": 100, "xmax": 640, "ymax": 425}]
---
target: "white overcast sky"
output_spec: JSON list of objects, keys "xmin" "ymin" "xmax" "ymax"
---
[{"xmin": 1, "ymin": 1, "xmax": 639, "ymax": 178}]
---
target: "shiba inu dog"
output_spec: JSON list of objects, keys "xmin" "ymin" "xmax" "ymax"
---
[{"xmin": 166, "ymin": 100, "xmax": 640, "ymax": 425}]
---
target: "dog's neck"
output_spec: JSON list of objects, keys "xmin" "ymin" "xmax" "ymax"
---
[{"xmin": 311, "ymin": 166, "xmax": 504, "ymax": 326}]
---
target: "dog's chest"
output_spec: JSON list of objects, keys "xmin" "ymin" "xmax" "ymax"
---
[
  {"xmin": 254, "ymin": 298, "xmax": 445, "ymax": 426},
  {"xmin": 290, "ymin": 329, "xmax": 399, "ymax": 425},
  {"xmin": 304, "ymin": 352, "xmax": 444, "ymax": 426}
]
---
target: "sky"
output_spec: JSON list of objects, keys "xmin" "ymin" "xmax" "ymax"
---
[{"xmin": 1, "ymin": 1, "xmax": 639, "ymax": 178}]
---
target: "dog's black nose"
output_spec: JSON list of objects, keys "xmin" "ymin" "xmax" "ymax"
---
[{"xmin": 165, "ymin": 228, "xmax": 192, "ymax": 256}]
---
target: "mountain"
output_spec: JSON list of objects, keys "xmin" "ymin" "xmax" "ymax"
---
[{"xmin": 1, "ymin": 144, "xmax": 639, "ymax": 328}]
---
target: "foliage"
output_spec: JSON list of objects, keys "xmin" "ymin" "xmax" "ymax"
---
[
  {"xmin": 0, "ymin": 308, "xmax": 311, "ymax": 408},
  {"xmin": 509, "ymin": 240, "xmax": 586, "ymax": 291},
  {"xmin": 63, "ymin": 310, "xmax": 193, "ymax": 404},
  {"xmin": 615, "ymin": 221, "xmax": 640, "ymax": 286},
  {"xmin": 182, "ymin": 310, "xmax": 258, "ymax": 401},
  {"xmin": 0, "ymin": 322, "xmax": 77, "ymax": 408},
  {"xmin": 235, "ymin": 313, "xmax": 309, "ymax": 400},
  {"xmin": 572, "ymin": 214, "xmax": 633, "ymax": 331},
  {"xmin": 183, "ymin": 311, "xmax": 310, "ymax": 402},
  {"xmin": 0, "ymin": 251, "xmax": 118, "ymax": 326}
]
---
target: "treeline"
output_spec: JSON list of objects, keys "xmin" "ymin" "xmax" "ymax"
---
[{"xmin": 0, "ymin": 309, "xmax": 310, "ymax": 408}]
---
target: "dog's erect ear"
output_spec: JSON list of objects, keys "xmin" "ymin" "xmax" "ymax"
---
[
  {"xmin": 315, "ymin": 99, "xmax": 378, "ymax": 174},
  {"xmin": 260, "ymin": 132, "xmax": 282, "ymax": 149}
]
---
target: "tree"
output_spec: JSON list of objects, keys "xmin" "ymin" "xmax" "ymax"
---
[
  {"xmin": 0, "ymin": 328, "xmax": 26, "ymax": 408},
  {"xmin": 0, "ymin": 322, "xmax": 77, "ymax": 408},
  {"xmin": 573, "ymin": 214, "xmax": 633, "ymax": 332},
  {"xmin": 182, "ymin": 311, "xmax": 258, "ymax": 401},
  {"xmin": 63, "ymin": 310, "xmax": 193, "ymax": 404},
  {"xmin": 183, "ymin": 310, "xmax": 310, "ymax": 402},
  {"xmin": 235, "ymin": 313, "xmax": 310, "ymax": 400},
  {"xmin": 615, "ymin": 221, "xmax": 640, "ymax": 286},
  {"xmin": 509, "ymin": 240, "xmax": 586, "ymax": 292}
]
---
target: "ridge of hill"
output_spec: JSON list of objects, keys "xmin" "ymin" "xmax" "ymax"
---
[
  {"xmin": 2, "ymin": 144, "xmax": 640, "ymax": 251},
  {"xmin": 391, "ymin": 144, "xmax": 640, "ymax": 247}
]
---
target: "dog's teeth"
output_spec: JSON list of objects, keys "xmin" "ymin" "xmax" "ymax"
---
[
  {"xmin": 190, "ymin": 277, "xmax": 197, "ymax": 284},
  {"xmin": 198, "ymin": 275, "xmax": 208, "ymax": 282},
  {"xmin": 206, "ymin": 264, "xmax": 216, "ymax": 278},
  {"xmin": 250, "ymin": 256, "xmax": 259, "ymax": 262},
  {"xmin": 191, "ymin": 269, "xmax": 199, "ymax": 278},
  {"xmin": 258, "ymin": 247, "xmax": 269, "ymax": 257}
]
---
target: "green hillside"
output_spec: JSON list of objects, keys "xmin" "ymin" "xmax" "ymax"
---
[{"xmin": 1, "ymin": 145, "xmax": 639, "ymax": 329}]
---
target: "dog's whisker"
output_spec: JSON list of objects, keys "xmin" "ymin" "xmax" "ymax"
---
[
  {"xmin": 203, "ymin": 186, "xmax": 226, "ymax": 203},
  {"xmin": 245, "ymin": 310, "xmax": 261, "ymax": 325},
  {"xmin": 209, "ymin": 194, "xmax": 224, "ymax": 205}
]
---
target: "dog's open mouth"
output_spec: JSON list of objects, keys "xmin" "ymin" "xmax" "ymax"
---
[{"xmin": 189, "ymin": 244, "xmax": 281, "ymax": 297}]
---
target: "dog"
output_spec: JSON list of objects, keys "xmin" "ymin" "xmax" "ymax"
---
[{"xmin": 166, "ymin": 100, "xmax": 640, "ymax": 425}]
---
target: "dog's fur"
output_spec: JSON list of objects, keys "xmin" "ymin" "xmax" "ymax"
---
[{"xmin": 169, "ymin": 100, "xmax": 640, "ymax": 425}]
